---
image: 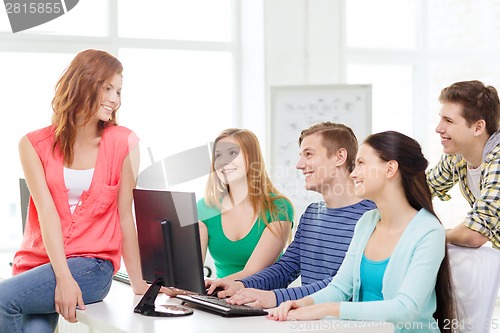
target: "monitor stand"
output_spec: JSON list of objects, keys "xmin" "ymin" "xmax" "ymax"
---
[{"xmin": 134, "ymin": 277, "xmax": 194, "ymax": 317}]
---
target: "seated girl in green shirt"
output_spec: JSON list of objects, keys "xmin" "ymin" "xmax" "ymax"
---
[{"xmin": 198, "ymin": 128, "xmax": 294, "ymax": 279}]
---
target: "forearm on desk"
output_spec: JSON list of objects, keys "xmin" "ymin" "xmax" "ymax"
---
[{"xmin": 446, "ymin": 224, "xmax": 489, "ymax": 248}]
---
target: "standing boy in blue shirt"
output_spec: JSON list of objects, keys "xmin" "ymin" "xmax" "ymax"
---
[{"xmin": 206, "ymin": 122, "xmax": 376, "ymax": 308}]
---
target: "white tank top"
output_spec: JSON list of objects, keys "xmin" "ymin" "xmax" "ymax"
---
[
  {"xmin": 466, "ymin": 164, "xmax": 482, "ymax": 200},
  {"xmin": 63, "ymin": 167, "xmax": 94, "ymax": 213}
]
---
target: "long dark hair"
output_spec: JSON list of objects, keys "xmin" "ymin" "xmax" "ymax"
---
[{"xmin": 364, "ymin": 131, "xmax": 457, "ymax": 333}]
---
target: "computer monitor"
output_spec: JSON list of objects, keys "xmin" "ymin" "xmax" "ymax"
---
[{"xmin": 133, "ymin": 189, "xmax": 206, "ymax": 317}]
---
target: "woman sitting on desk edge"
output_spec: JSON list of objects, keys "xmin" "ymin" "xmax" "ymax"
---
[{"xmin": 0, "ymin": 49, "xmax": 149, "ymax": 333}]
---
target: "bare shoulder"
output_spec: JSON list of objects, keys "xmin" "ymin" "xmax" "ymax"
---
[
  {"xmin": 18, "ymin": 134, "xmax": 29, "ymax": 146},
  {"xmin": 18, "ymin": 135, "xmax": 35, "ymax": 155}
]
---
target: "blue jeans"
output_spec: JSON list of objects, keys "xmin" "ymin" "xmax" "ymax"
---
[{"xmin": 0, "ymin": 257, "xmax": 114, "ymax": 333}]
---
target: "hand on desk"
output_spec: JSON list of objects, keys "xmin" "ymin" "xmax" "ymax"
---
[
  {"xmin": 130, "ymin": 279, "xmax": 186, "ymax": 298},
  {"xmin": 131, "ymin": 279, "xmax": 149, "ymax": 295},
  {"xmin": 226, "ymin": 288, "xmax": 276, "ymax": 309},
  {"xmin": 162, "ymin": 286, "xmax": 197, "ymax": 297},
  {"xmin": 266, "ymin": 300, "xmax": 339, "ymax": 321},
  {"xmin": 205, "ymin": 278, "xmax": 244, "ymax": 298}
]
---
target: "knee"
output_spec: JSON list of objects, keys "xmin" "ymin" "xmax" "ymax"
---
[
  {"xmin": 0, "ymin": 280, "xmax": 18, "ymax": 313},
  {"xmin": 0, "ymin": 280, "xmax": 10, "ymax": 303}
]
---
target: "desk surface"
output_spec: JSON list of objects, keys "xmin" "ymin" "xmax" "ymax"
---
[
  {"xmin": 78, "ymin": 281, "xmax": 394, "ymax": 333},
  {"xmin": 0, "ymin": 253, "xmax": 393, "ymax": 333}
]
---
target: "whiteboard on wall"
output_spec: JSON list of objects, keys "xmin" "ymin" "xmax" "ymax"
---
[{"xmin": 270, "ymin": 84, "xmax": 372, "ymax": 217}]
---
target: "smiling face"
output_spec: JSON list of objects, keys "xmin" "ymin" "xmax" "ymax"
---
[
  {"xmin": 435, "ymin": 102, "xmax": 477, "ymax": 155},
  {"xmin": 213, "ymin": 137, "xmax": 247, "ymax": 186},
  {"xmin": 296, "ymin": 133, "xmax": 339, "ymax": 194},
  {"xmin": 350, "ymin": 144, "xmax": 387, "ymax": 200},
  {"xmin": 95, "ymin": 73, "xmax": 122, "ymax": 122}
]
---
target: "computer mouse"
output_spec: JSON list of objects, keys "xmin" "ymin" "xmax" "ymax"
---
[{"xmin": 206, "ymin": 286, "xmax": 225, "ymax": 297}]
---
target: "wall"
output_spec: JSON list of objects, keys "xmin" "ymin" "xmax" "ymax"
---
[
  {"xmin": 264, "ymin": 0, "xmax": 343, "ymax": 87},
  {"xmin": 241, "ymin": 0, "xmax": 344, "ymax": 136},
  {"xmin": 261, "ymin": 0, "xmax": 344, "ymax": 216},
  {"xmin": 259, "ymin": 0, "xmax": 470, "ymax": 229}
]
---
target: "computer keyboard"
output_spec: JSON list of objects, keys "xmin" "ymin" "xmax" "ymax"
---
[
  {"xmin": 112, "ymin": 271, "xmax": 130, "ymax": 285},
  {"xmin": 177, "ymin": 294, "xmax": 268, "ymax": 317}
]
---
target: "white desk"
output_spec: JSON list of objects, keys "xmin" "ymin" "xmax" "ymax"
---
[
  {"xmin": 78, "ymin": 280, "xmax": 393, "ymax": 333},
  {"xmin": 0, "ymin": 254, "xmax": 393, "ymax": 333}
]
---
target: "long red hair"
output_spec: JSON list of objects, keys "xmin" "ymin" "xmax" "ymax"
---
[{"xmin": 51, "ymin": 49, "xmax": 123, "ymax": 165}]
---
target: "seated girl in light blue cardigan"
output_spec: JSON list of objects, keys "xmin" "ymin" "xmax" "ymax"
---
[{"xmin": 267, "ymin": 131, "xmax": 457, "ymax": 333}]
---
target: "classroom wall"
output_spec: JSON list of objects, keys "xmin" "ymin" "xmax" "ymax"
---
[
  {"xmin": 264, "ymin": 0, "xmax": 342, "ymax": 87},
  {"xmin": 241, "ymin": 0, "xmax": 344, "ymax": 142},
  {"xmin": 257, "ymin": 0, "xmax": 471, "ymax": 225},
  {"xmin": 258, "ymin": 0, "xmax": 345, "ymax": 215}
]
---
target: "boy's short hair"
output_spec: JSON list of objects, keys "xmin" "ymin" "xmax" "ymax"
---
[
  {"xmin": 298, "ymin": 122, "xmax": 358, "ymax": 172},
  {"xmin": 439, "ymin": 80, "xmax": 500, "ymax": 135}
]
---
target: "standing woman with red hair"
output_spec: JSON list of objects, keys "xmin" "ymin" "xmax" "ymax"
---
[{"xmin": 0, "ymin": 49, "xmax": 148, "ymax": 333}]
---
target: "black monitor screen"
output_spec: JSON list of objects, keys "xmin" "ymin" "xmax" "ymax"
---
[{"xmin": 133, "ymin": 189, "xmax": 206, "ymax": 295}]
